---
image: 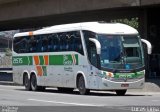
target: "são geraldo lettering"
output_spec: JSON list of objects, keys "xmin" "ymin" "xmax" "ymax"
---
[{"xmin": 63, "ymin": 55, "xmax": 72, "ymax": 65}]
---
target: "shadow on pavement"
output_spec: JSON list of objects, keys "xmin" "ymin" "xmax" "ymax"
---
[{"xmin": 15, "ymin": 87, "xmax": 148, "ymax": 97}]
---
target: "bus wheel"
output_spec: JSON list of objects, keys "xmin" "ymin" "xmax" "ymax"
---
[
  {"xmin": 24, "ymin": 74, "xmax": 31, "ymax": 91},
  {"xmin": 77, "ymin": 75, "xmax": 90, "ymax": 95},
  {"xmin": 30, "ymin": 74, "xmax": 39, "ymax": 91},
  {"xmin": 115, "ymin": 90, "xmax": 127, "ymax": 96}
]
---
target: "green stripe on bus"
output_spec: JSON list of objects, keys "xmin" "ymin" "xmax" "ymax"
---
[
  {"xmin": 13, "ymin": 56, "xmax": 33, "ymax": 66},
  {"xmin": 28, "ymin": 56, "xmax": 33, "ymax": 65},
  {"xmin": 114, "ymin": 72, "xmax": 144, "ymax": 78},
  {"xmin": 13, "ymin": 54, "xmax": 78, "ymax": 66},
  {"xmin": 49, "ymin": 54, "xmax": 78, "ymax": 65},
  {"xmin": 49, "ymin": 55, "xmax": 63, "ymax": 65},
  {"xmin": 135, "ymin": 71, "xmax": 144, "ymax": 77}
]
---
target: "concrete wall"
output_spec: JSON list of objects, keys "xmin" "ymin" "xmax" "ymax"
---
[
  {"xmin": 1, "ymin": 0, "xmax": 160, "ymax": 22},
  {"xmin": 0, "ymin": 0, "xmax": 141, "ymax": 30},
  {"xmin": 0, "ymin": 0, "xmax": 19, "ymax": 5},
  {"xmin": 0, "ymin": 0, "xmax": 159, "ymax": 30},
  {"xmin": 0, "ymin": 0, "xmax": 140, "ymax": 21},
  {"xmin": 141, "ymin": 0, "xmax": 160, "ymax": 6}
]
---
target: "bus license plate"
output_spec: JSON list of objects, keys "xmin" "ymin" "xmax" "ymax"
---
[{"xmin": 121, "ymin": 84, "xmax": 129, "ymax": 87}]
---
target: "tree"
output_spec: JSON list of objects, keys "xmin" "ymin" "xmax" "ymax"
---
[{"xmin": 111, "ymin": 17, "xmax": 139, "ymax": 30}]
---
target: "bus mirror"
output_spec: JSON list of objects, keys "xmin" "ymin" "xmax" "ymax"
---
[
  {"xmin": 141, "ymin": 39, "xmax": 152, "ymax": 54},
  {"xmin": 89, "ymin": 38, "xmax": 101, "ymax": 54}
]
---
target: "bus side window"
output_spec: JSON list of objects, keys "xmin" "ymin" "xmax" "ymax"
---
[
  {"xmin": 72, "ymin": 31, "xmax": 84, "ymax": 55},
  {"xmin": 59, "ymin": 33, "xmax": 63, "ymax": 51},
  {"xmin": 48, "ymin": 35, "xmax": 53, "ymax": 52},
  {"xmin": 64, "ymin": 34, "xmax": 70, "ymax": 51},
  {"xmin": 21, "ymin": 37, "xmax": 28, "ymax": 53},
  {"xmin": 62, "ymin": 33, "xmax": 67, "ymax": 51},
  {"xmin": 62, "ymin": 33, "xmax": 68, "ymax": 51},
  {"xmin": 29, "ymin": 36, "xmax": 37, "ymax": 53},
  {"xmin": 14, "ymin": 36, "xmax": 29, "ymax": 53},
  {"xmin": 70, "ymin": 34, "xmax": 76, "ymax": 51},
  {"xmin": 52, "ymin": 34, "xmax": 59, "ymax": 51},
  {"xmin": 41, "ymin": 35, "xmax": 48, "ymax": 52},
  {"xmin": 23, "ymin": 37, "xmax": 29, "ymax": 53}
]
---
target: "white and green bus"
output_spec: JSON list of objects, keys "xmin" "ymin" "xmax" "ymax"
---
[{"xmin": 12, "ymin": 22, "xmax": 152, "ymax": 95}]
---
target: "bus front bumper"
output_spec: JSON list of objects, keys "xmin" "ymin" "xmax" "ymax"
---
[{"xmin": 100, "ymin": 78, "xmax": 144, "ymax": 90}]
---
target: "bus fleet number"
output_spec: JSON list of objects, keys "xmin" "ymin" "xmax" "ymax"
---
[{"xmin": 13, "ymin": 58, "xmax": 23, "ymax": 64}]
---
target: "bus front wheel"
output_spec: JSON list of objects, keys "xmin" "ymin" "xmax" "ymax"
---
[
  {"xmin": 115, "ymin": 90, "xmax": 127, "ymax": 96},
  {"xmin": 77, "ymin": 75, "xmax": 90, "ymax": 95}
]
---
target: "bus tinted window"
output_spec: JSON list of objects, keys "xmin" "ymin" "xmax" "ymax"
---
[
  {"xmin": 13, "ymin": 36, "xmax": 29, "ymax": 53},
  {"xmin": 57, "ymin": 31, "xmax": 84, "ymax": 55},
  {"xmin": 13, "ymin": 31, "xmax": 84, "ymax": 55}
]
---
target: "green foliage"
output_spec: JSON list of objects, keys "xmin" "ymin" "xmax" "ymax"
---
[{"xmin": 111, "ymin": 17, "xmax": 139, "ymax": 30}]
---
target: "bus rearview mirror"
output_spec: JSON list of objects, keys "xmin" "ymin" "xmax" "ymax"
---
[
  {"xmin": 89, "ymin": 38, "xmax": 101, "ymax": 54},
  {"xmin": 141, "ymin": 39, "xmax": 152, "ymax": 54}
]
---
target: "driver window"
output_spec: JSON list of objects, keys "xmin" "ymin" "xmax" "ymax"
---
[
  {"xmin": 90, "ymin": 42, "xmax": 98, "ymax": 67},
  {"xmin": 83, "ymin": 30, "xmax": 98, "ymax": 67}
]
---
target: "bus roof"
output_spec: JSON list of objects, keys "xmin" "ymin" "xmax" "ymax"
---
[{"xmin": 14, "ymin": 22, "xmax": 138, "ymax": 37}]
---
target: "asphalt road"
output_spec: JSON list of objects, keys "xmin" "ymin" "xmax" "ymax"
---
[{"xmin": 0, "ymin": 85, "xmax": 160, "ymax": 112}]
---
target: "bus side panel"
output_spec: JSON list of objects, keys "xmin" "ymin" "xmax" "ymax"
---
[
  {"xmin": 13, "ymin": 66, "xmax": 23, "ymax": 85},
  {"xmin": 45, "ymin": 65, "xmax": 63, "ymax": 87},
  {"xmin": 13, "ymin": 66, "xmax": 33, "ymax": 85}
]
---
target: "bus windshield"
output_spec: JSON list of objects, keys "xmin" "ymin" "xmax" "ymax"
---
[{"xmin": 97, "ymin": 34, "xmax": 144, "ymax": 70}]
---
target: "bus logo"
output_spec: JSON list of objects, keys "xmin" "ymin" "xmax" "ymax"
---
[
  {"xmin": 63, "ymin": 55, "xmax": 72, "ymax": 65},
  {"xmin": 63, "ymin": 54, "xmax": 77, "ymax": 65}
]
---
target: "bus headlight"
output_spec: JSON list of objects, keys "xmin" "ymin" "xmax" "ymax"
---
[
  {"xmin": 97, "ymin": 71, "xmax": 114, "ymax": 79},
  {"xmin": 103, "ymin": 71, "xmax": 114, "ymax": 79},
  {"xmin": 105, "ymin": 72, "xmax": 114, "ymax": 79}
]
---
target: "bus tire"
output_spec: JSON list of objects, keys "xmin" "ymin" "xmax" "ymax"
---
[
  {"xmin": 115, "ymin": 90, "xmax": 127, "ymax": 96},
  {"xmin": 77, "ymin": 75, "xmax": 90, "ymax": 95},
  {"xmin": 23, "ymin": 74, "xmax": 31, "ymax": 91},
  {"xmin": 30, "ymin": 74, "xmax": 40, "ymax": 91}
]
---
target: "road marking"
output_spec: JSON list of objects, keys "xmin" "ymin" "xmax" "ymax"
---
[{"xmin": 28, "ymin": 99, "xmax": 104, "ymax": 106}]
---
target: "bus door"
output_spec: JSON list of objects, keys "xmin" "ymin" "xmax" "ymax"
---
[{"xmin": 88, "ymin": 43, "xmax": 99, "ymax": 89}]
